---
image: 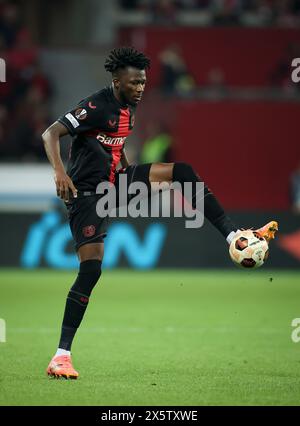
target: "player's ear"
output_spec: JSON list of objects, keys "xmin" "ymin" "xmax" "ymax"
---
[{"xmin": 112, "ymin": 77, "xmax": 120, "ymax": 90}]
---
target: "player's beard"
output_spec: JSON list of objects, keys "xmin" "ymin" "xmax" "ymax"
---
[{"xmin": 120, "ymin": 90, "xmax": 139, "ymax": 106}]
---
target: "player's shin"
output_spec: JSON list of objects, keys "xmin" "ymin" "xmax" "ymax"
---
[
  {"xmin": 58, "ymin": 259, "xmax": 102, "ymax": 351},
  {"xmin": 172, "ymin": 162, "xmax": 238, "ymax": 241}
]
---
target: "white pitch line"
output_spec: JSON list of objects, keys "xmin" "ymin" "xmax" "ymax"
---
[{"xmin": 7, "ymin": 326, "xmax": 285, "ymax": 334}]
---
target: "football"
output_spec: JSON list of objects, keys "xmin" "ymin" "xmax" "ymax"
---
[{"xmin": 229, "ymin": 230, "xmax": 269, "ymax": 269}]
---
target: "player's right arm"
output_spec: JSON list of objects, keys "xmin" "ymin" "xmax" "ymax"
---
[{"xmin": 42, "ymin": 121, "xmax": 78, "ymax": 202}]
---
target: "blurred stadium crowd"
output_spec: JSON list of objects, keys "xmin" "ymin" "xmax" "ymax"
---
[
  {"xmin": 119, "ymin": 0, "xmax": 300, "ymax": 27},
  {"xmin": 0, "ymin": 1, "xmax": 51, "ymax": 161},
  {"xmin": 0, "ymin": 0, "xmax": 300, "ymax": 169}
]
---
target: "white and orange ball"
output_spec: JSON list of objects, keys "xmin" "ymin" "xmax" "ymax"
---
[{"xmin": 229, "ymin": 230, "xmax": 269, "ymax": 269}]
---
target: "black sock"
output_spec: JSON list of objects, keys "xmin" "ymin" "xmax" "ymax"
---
[
  {"xmin": 58, "ymin": 259, "xmax": 102, "ymax": 351},
  {"xmin": 172, "ymin": 162, "xmax": 238, "ymax": 238}
]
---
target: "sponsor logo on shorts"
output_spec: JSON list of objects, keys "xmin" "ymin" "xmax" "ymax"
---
[
  {"xmin": 75, "ymin": 108, "xmax": 87, "ymax": 120},
  {"xmin": 82, "ymin": 225, "xmax": 96, "ymax": 237}
]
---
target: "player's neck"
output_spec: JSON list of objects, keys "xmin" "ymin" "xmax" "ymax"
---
[{"xmin": 112, "ymin": 86, "xmax": 128, "ymax": 107}]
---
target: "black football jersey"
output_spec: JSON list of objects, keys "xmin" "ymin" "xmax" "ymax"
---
[{"xmin": 58, "ymin": 86, "xmax": 136, "ymax": 191}]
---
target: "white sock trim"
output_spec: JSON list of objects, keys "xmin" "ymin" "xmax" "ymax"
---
[
  {"xmin": 226, "ymin": 230, "xmax": 239, "ymax": 245},
  {"xmin": 55, "ymin": 348, "xmax": 71, "ymax": 357}
]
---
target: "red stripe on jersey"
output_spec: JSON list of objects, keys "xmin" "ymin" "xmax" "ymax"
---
[
  {"xmin": 85, "ymin": 109, "xmax": 132, "ymax": 140},
  {"xmin": 109, "ymin": 150, "xmax": 122, "ymax": 183},
  {"xmin": 108, "ymin": 108, "xmax": 130, "ymax": 182},
  {"xmin": 117, "ymin": 108, "xmax": 130, "ymax": 136}
]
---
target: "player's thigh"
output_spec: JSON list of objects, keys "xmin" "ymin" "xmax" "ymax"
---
[
  {"xmin": 149, "ymin": 162, "xmax": 174, "ymax": 184},
  {"xmin": 115, "ymin": 164, "xmax": 152, "ymax": 207},
  {"xmin": 66, "ymin": 195, "xmax": 108, "ymax": 255},
  {"xmin": 78, "ymin": 242, "xmax": 104, "ymax": 262},
  {"xmin": 116, "ymin": 162, "xmax": 174, "ymax": 191}
]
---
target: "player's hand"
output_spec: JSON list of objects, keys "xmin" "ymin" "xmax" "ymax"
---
[{"xmin": 54, "ymin": 170, "xmax": 77, "ymax": 202}]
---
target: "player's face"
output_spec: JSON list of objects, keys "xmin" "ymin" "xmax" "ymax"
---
[{"xmin": 115, "ymin": 67, "xmax": 147, "ymax": 106}]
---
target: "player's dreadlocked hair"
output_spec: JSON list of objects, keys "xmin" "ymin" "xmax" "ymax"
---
[{"xmin": 104, "ymin": 47, "xmax": 150, "ymax": 74}]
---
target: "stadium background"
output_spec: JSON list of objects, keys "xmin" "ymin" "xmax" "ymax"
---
[
  {"xmin": 1, "ymin": 0, "xmax": 300, "ymax": 407},
  {"xmin": 0, "ymin": 0, "xmax": 300, "ymax": 269}
]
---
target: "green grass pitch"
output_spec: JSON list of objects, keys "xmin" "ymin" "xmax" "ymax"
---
[{"xmin": 1, "ymin": 268, "xmax": 300, "ymax": 406}]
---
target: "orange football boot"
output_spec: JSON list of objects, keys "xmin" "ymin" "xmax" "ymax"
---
[
  {"xmin": 46, "ymin": 355, "xmax": 79, "ymax": 379},
  {"xmin": 254, "ymin": 220, "xmax": 278, "ymax": 242}
]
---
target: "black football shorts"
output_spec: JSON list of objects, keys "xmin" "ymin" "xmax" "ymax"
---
[{"xmin": 66, "ymin": 163, "xmax": 152, "ymax": 251}]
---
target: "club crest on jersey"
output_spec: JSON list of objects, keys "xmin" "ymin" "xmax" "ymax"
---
[
  {"xmin": 96, "ymin": 133, "xmax": 126, "ymax": 146},
  {"xmin": 75, "ymin": 108, "xmax": 87, "ymax": 120},
  {"xmin": 82, "ymin": 225, "xmax": 96, "ymax": 237}
]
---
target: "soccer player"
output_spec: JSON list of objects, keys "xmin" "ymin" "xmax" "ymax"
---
[{"xmin": 42, "ymin": 47, "xmax": 278, "ymax": 379}]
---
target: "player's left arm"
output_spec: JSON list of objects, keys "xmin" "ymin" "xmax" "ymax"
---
[{"xmin": 120, "ymin": 147, "xmax": 130, "ymax": 168}]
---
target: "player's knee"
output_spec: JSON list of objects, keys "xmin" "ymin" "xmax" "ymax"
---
[
  {"xmin": 173, "ymin": 162, "xmax": 210, "ymax": 195},
  {"xmin": 71, "ymin": 259, "xmax": 102, "ymax": 296}
]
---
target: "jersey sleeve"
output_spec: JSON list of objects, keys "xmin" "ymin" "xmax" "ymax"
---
[{"xmin": 57, "ymin": 96, "xmax": 102, "ymax": 136}]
